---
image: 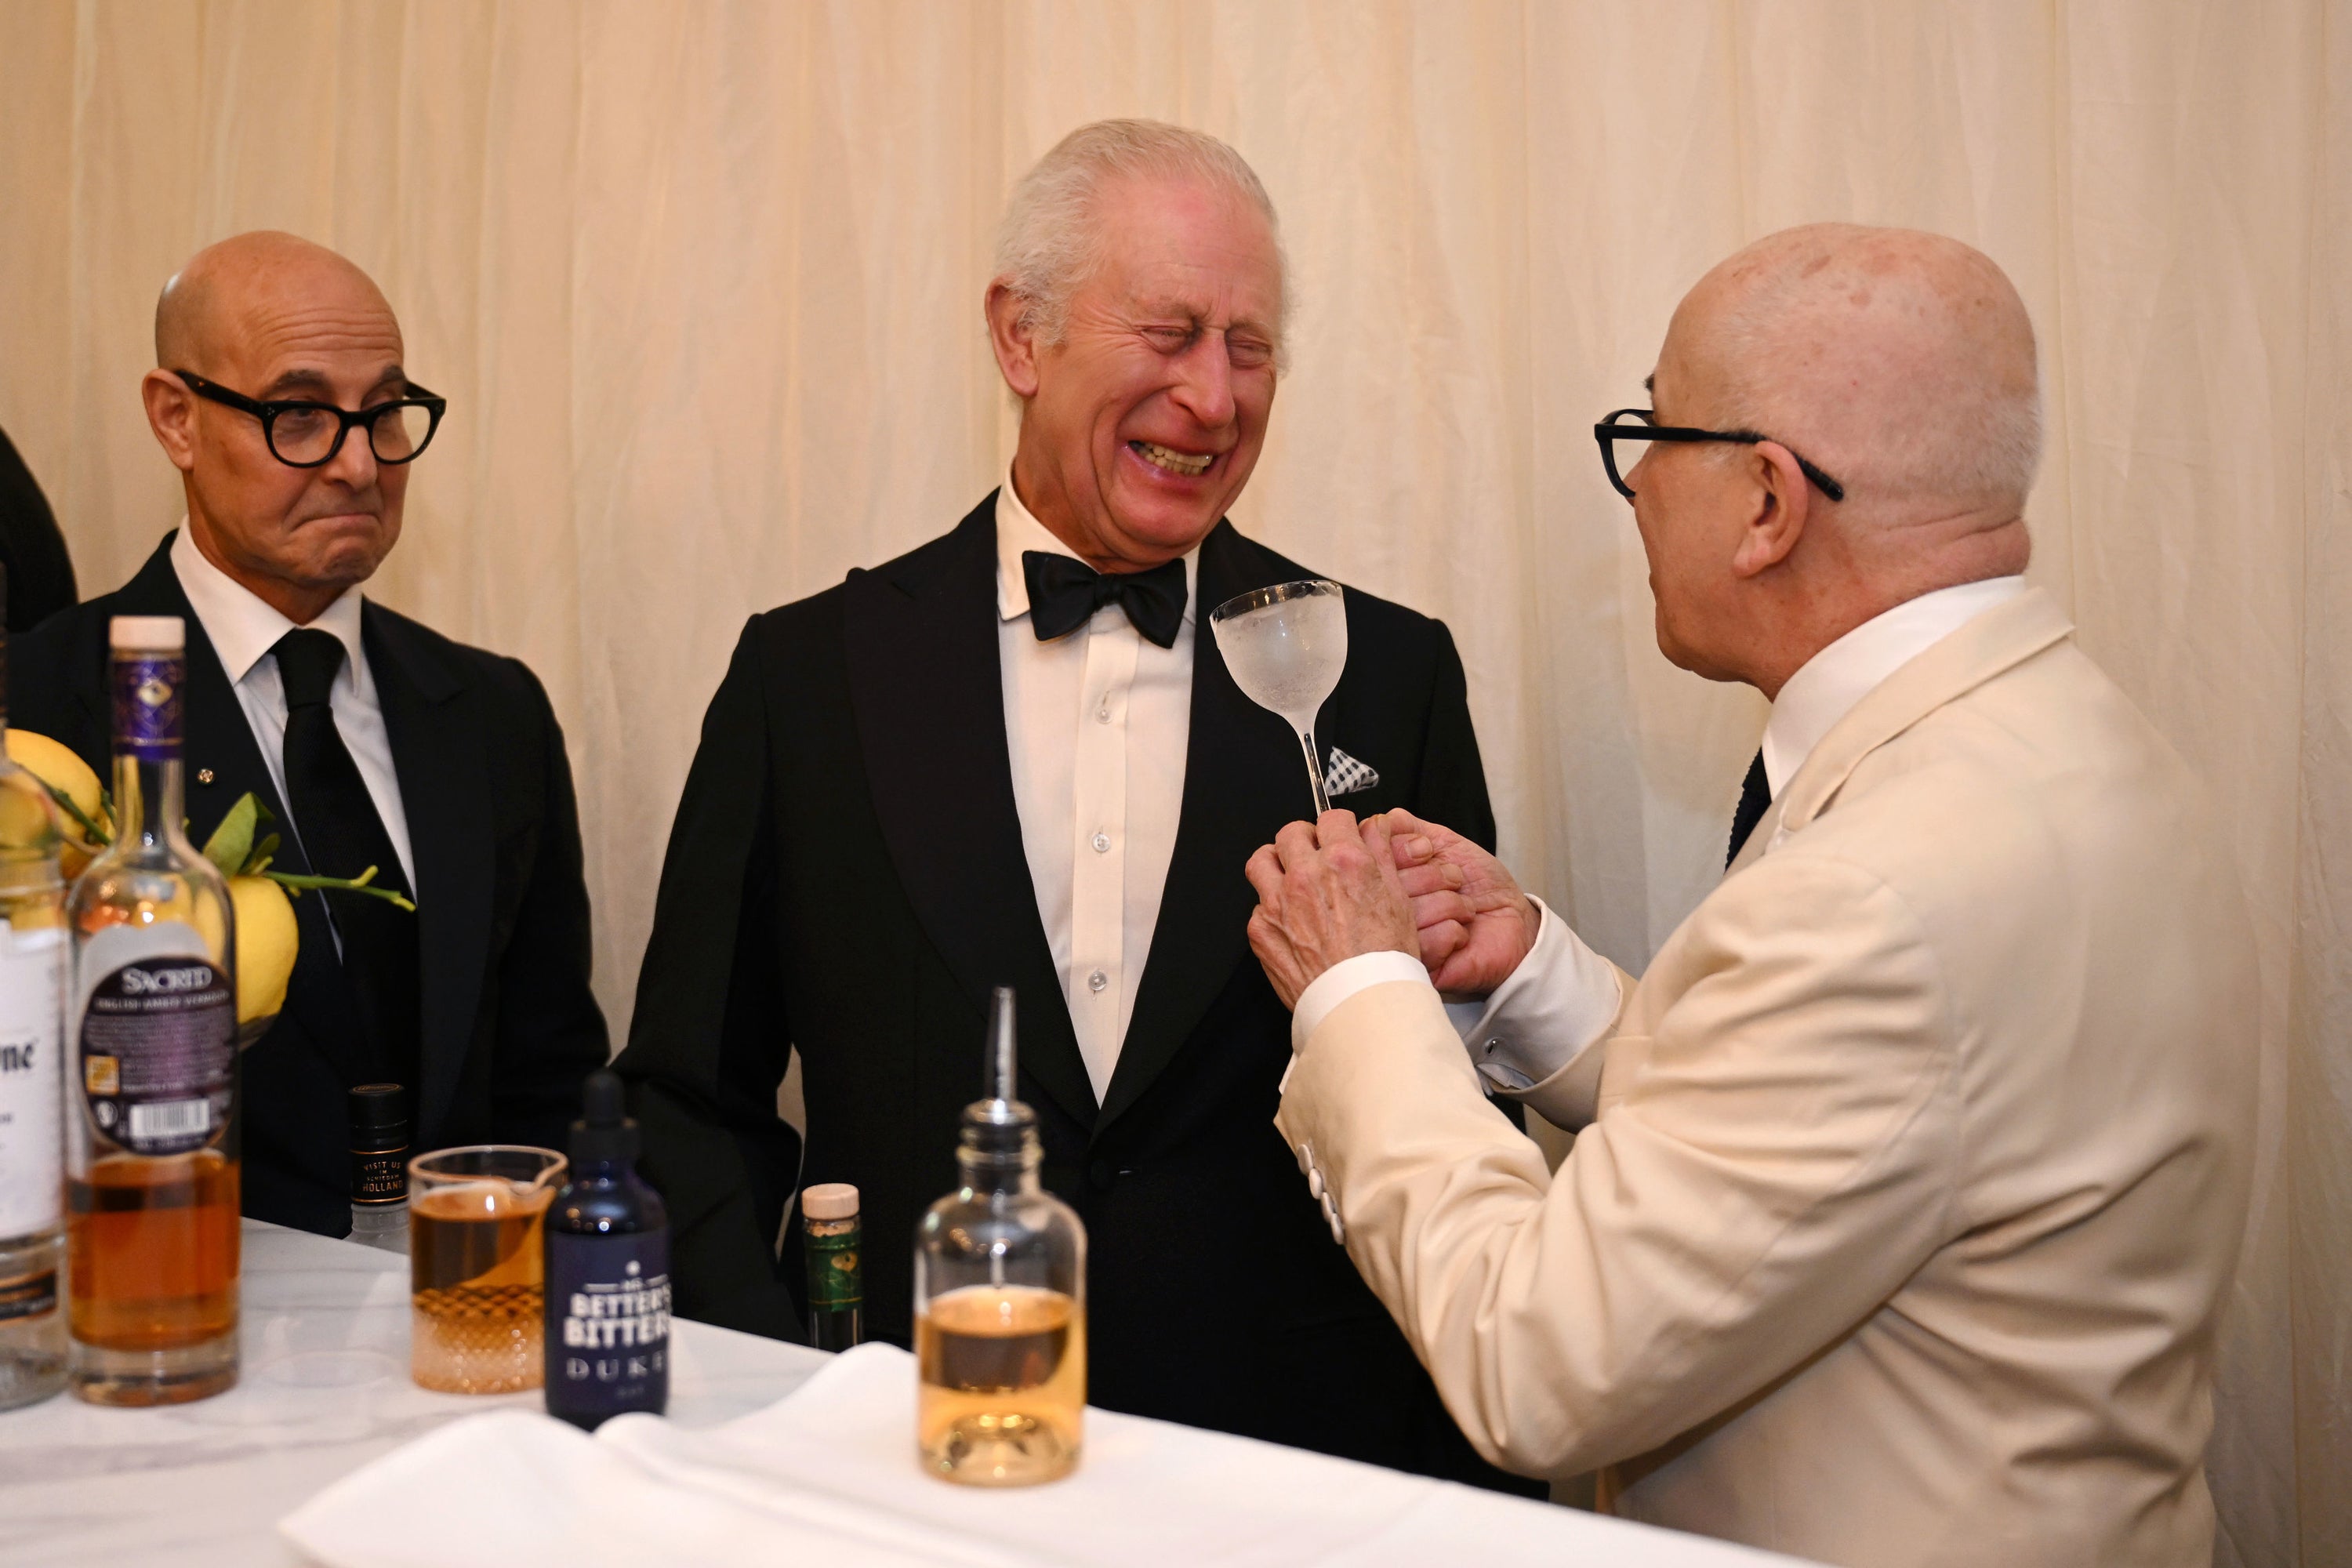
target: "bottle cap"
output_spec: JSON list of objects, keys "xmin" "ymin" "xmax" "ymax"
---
[
  {"xmin": 110, "ymin": 615, "xmax": 184, "ymax": 652},
  {"xmin": 568, "ymin": 1068, "xmax": 640, "ymax": 1164},
  {"xmin": 348, "ymin": 1083, "xmax": 409, "ymax": 1149},
  {"xmin": 801, "ymin": 1182, "xmax": 859, "ymax": 1221}
]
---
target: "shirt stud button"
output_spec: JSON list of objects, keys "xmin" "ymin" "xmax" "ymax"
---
[
  {"xmin": 1091, "ymin": 832, "xmax": 1110, "ymax": 853},
  {"xmin": 196, "ymin": 768, "xmax": 215, "ymax": 785},
  {"xmin": 1087, "ymin": 969, "xmax": 1107, "ymax": 993}
]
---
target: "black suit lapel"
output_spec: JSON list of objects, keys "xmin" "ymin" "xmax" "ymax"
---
[
  {"xmin": 1098, "ymin": 522, "xmax": 1312, "ymax": 1132},
  {"xmin": 106, "ymin": 534, "xmax": 379, "ymax": 1090},
  {"xmin": 365, "ymin": 604, "xmax": 489, "ymax": 1143},
  {"xmin": 842, "ymin": 498, "xmax": 1097, "ymax": 1130}
]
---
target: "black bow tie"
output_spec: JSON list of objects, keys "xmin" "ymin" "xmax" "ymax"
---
[{"xmin": 1022, "ymin": 550, "xmax": 1187, "ymax": 648}]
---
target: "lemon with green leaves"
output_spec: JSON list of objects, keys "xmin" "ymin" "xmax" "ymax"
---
[{"xmin": 5, "ymin": 730, "xmax": 412, "ymax": 1033}]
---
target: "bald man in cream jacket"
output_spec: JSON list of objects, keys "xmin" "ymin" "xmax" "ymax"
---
[{"xmin": 1243, "ymin": 226, "xmax": 2255, "ymax": 1568}]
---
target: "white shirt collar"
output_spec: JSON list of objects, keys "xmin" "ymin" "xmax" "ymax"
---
[
  {"xmin": 993, "ymin": 466, "xmax": 1200, "ymax": 626},
  {"xmin": 170, "ymin": 521, "xmax": 366, "ymax": 686},
  {"xmin": 1761, "ymin": 575, "xmax": 2029, "ymax": 795}
]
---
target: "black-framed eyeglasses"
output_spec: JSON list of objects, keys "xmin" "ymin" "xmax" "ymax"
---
[
  {"xmin": 171, "ymin": 370, "xmax": 446, "ymax": 469},
  {"xmin": 1592, "ymin": 408, "xmax": 1845, "ymax": 503}
]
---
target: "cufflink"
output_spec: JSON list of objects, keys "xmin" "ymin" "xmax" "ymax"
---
[{"xmin": 197, "ymin": 768, "xmax": 215, "ymax": 785}]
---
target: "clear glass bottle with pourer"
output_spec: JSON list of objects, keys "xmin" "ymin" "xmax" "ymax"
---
[
  {"xmin": 66, "ymin": 615, "xmax": 240, "ymax": 1406},
  {"xmin": 914, "ymin": 986, "xmax": 1086, "ymax": 1486}
]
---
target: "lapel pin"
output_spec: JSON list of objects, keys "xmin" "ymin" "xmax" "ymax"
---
[{"xmin": 197, "ymin": 768, "xmax": 215, "ymax": 785}]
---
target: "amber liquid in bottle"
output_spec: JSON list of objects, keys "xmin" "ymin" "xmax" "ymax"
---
[
  {"xmin": 916, "ymin": 1283, "xmax": 1086, "ymax": 1483},
  {"xmin": 65, "ymin": 618, "xmax": 241, "ymax": 1405},
  {"xmin": 67, "ymin": 1152, "xmax": 240, "ymax": 1354}
]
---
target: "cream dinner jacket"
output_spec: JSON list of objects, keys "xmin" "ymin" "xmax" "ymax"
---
[{"xmin": 1275, "ymin": 589, "xmax": 2256, "ymax": 1568}]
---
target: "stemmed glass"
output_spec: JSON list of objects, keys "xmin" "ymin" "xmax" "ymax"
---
[{"xmin": 1210, "ymin": 579, "xmax": 1348, "ymax": 816}]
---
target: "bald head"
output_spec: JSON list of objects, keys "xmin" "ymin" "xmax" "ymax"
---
[
  {"xmin": 143, "ymin": 232, "xmax": 413, "ymax": 625},
  {"xmin": 1666, "ymin": 223, "xmax": 2041, "ymax": 520},
  {"xmin": 1628, "ymin": 226, "xmax": 2039, "ymax": 695},
  {"xmin": 154, "ymin": 230, "xmax": 400, "ymax": 375}
]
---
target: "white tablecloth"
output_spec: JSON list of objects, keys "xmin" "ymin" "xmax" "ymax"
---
[{"xmin": 283, "ymin": 1341, "xmax": 1809, "ymax": 1568}]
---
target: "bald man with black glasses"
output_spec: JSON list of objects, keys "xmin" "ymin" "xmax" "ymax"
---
[{"xmin": 16, "ymin": 230, "xmax": 607, "ymax": 1236}]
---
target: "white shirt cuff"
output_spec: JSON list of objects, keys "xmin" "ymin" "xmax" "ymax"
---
[
  {"xmin": 1290, "ymin": 949, "xmax": 1435, "ymax": 1054},
  {"xmin": 1445, "ymin": 897, "xmax": 1622, "ymax": 1093}
]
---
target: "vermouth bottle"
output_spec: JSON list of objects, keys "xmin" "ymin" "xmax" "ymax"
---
[
  {"xmin": 0, "ymin": 568, "xmax": 70, "ymax": 1410},
  {"xmin": 66, "ymin": 615, "xmax": 241, "ymax": 1406}
]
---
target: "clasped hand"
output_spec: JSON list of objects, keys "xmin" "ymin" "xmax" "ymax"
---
[{"xmin": 1244, "ymin": 808, "xmax": 1541, "ymax": 1011}]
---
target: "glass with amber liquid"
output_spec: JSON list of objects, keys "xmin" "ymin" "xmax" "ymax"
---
[
  {"xmin": 914, "ymin": 987, "xmax": 1087, "ymax": 1486},
  {"xmin": 409, "ymin": 1145, "xmax": 564, "ymax": 1393},
  {"xmin": 66, "ymin": 617, "xmax": 241, "ymax": 1406}
]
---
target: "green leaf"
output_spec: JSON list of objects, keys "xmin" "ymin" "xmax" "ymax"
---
[
  {"xmin": 245, "ymin": 830, "xmax": 282, "ymax": 877},
  {"xmin": 201, "ymin": 793, "xmax": 261, "ymax": 879},
  {"xmin": 34, "ymin": 778, "xmax": 110, "ymax": 846}
]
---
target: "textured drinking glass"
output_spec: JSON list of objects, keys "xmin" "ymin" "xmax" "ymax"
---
[
  {"xmin": 408, "ymin": 1145, "xmax": 564, "ymax": 1393},
  {"xmin": 1210, "ymin": 580, "xmax": 1348, "ymax": 817}
]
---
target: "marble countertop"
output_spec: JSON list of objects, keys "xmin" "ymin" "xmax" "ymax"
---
[{"xmin": 0, "ymin": 1220, "xmax": 828, "ymax": 1566}]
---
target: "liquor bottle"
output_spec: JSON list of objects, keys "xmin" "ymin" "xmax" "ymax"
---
[
  {"xmin": 914, "ymin": 987, "xmax": 1087, "ymax": 1486},
  {"xmin": 65, "ymin": 615, "xmax": 240, "ymax": 1406},
  {"xmin": 544, "ymin": 1069, "xmax": 670, "ymax": 1430},
  {"xmin": 0, "ymin": 566, "xmax": 69, "ymax": 1410},
  {"xmin": 347, "ymin": 1083, "xmax": 409, "ymax": 1253},
  {"xmin": 800, "ymin": 1181, "xmax": 862, "ymax": 1351}
]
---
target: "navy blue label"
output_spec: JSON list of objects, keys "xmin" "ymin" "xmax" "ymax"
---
[
  {"xmin": 111, "ymin": 653, "xmax": 184, "ymax": 761},
  {"xmin": 545, "ymin": 1229, "xmax": 670, "ymax": 1427}
]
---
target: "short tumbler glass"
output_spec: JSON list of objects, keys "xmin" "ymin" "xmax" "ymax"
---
[{"xmin": 408, "ymin": 1145, "xmax": 565, "ymax": 1393}]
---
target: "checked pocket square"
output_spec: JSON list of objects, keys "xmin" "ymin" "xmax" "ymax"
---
[{"xmin": 1324, "ymin": 746, "xmax": 1381, "ymax": 797}]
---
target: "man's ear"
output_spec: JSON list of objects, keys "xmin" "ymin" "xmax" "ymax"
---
[
  {"xmin": 1730, "ymin": 441, "xmax": 1813, "ymax": 579},
  {"xmin": 984, "ymin": 281, "xmax": 1041, "ymax": 401},
  {"xmin": 141, "ymin": 370, "xmax": 198, "ymax": 474}
]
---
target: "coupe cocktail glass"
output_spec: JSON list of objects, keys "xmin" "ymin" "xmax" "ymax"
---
[{"xmin": 1210, "ymin": 579, "xmax": 1348, "ymax": 816}]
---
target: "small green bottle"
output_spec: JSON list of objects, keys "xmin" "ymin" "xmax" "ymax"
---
[{"xmin": 801, "ymin": 1182, "xmax": 862, "ymax": 1352}]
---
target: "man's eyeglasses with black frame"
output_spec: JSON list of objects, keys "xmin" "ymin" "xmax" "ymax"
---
[
  {"xmin": 1592, "ymin": 408, "xmax": 1846, "ymax": 503},
  {"xmin": 170, "ymin": 370, "xmax": 447, "ymax": 470}
]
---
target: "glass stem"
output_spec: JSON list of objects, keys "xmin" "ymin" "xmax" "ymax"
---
[{"xmin": 1299, "ymin": 728, "xmax": 1330, "ymax": 817}]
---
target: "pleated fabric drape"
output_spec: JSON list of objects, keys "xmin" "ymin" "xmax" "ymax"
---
[{"xmin": 2, "ymin": 2, "xmax": 2342, "ymax": 1560}]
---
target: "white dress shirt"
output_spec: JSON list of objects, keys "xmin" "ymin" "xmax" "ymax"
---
[
  {"xmin": 996, "ymin": 475, "xmax": 1198, "ymax": 1102},
  {"xmin": 1292, "ymin": 575, "xmax": 2031, "ymax": 1089},
  {"xmin": 170, "ymin": 524, "xmax": 417, "ymax": 897}
]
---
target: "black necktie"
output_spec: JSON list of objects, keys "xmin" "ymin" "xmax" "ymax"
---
[
  {"xmin": 1726, "ymin": 749, "xmax": 1771, "ymax": 868},
  {"xmin": 1022, "ymin": 551, "xmax": 1187, "ymax": 648},
  {"xmin": 274, "ymin": 629, "xmax": 419, "ymax": 1089}
]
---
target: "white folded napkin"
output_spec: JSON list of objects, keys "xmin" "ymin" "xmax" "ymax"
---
[{"xmin": 281, "ymin": 1342, "xmax": 1785, "ymax": 1568}]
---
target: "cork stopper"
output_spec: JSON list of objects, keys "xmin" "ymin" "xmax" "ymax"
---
[{"xmin": 800, "ymin": 1182, "xmax": 859, "ymax": 1221}]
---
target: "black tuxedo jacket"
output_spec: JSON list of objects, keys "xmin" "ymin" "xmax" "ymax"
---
[
  {"xmin": 618, "ymin": 499, "xmax": 1532, "ymax": 1490},
  {"xmin": 15, "ymin": 534, "xmax": 608, "ymax": 1233}
]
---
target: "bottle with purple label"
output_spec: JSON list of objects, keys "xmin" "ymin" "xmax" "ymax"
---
[
  {"xmin": 544, "ymin": 1069, "xmax": 670, "ymax": 1430},
  {"xmin": 65, "ymin": 616, "xmax": 240, "ymax": 1406}
]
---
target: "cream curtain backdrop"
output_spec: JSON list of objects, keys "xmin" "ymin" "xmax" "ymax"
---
[{"xmin": 1, "ymin": 0, "xmax": 2342, "ymax": 1559}]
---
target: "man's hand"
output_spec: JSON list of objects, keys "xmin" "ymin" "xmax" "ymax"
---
[
  {"xmin": 1385, "ymin": 808, "xmax": 1538, "ymax": 997},
  {"xmin": 1245, "ymin": 810, "xmax": 1420, "ymax": 1010}
]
